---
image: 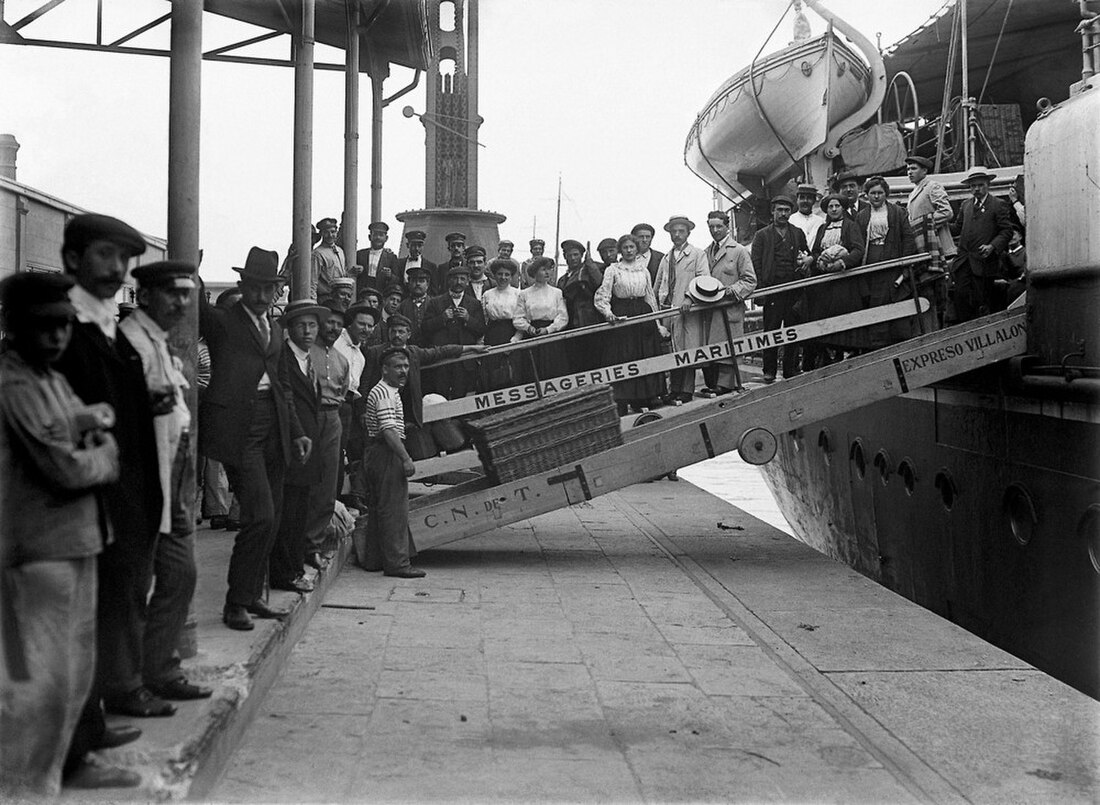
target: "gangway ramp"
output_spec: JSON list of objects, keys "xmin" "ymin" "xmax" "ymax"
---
[{"xmin": 410, "ymin": 308, "xmax": 1027, "ymax": 550}]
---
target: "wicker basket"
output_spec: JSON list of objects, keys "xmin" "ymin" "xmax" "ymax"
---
[{"xmin": 467, "ymin": 385, "xmax": 623, "ymax": 483}]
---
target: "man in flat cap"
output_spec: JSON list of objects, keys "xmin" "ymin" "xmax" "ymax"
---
[
  {"xmin": 0, "ymin": 272, "xmax": 127, "ymax": 795},
  {"xmin": 311, "ymin": 217, "xmax": 353, "ymax": 301},
  {"xmin": 199, "ymin": 247, "xmax": 311, "ymax": 631},
  {"xmin": 120, "ymin": 262, "xmax": 212, "ymax": 704},
  {"xmin": 520, "ymin": 238, "xmax": 548, "ymax": 289},
  {"xmin": 631, "ymin": 223, "xmax": 665, "ymax": 286},
  {"xmin": 396, "ymin": 230, "xmax": 439, "ymax": 294},
  {"xmin": 442, "ymin": 232, "xmax": 468, "ymax": 291},
  {"xmin": 596, "ymin": 238, "xmax": 619, "ymax": 270},
  {"xmin": 53, "ymin": 214, "xmax": 170, "ymax": 776},
  {"xmin": 654, "ymin": 216, "xmax": 711, "ymax": 403},
  {"xmin": 421, "ymin": 264, "xmax": 486, "ymax": 399},
  {"xmin": 464, "ymin": 245, "xmax": 491, "ymax": 301},
  {"xmin": 326, "ymin": 276, "xmax": 356, "ymax": 312},
  {"xmin": 905, "ymin": 154, "xmax": 956, "ymax": 260},
  {"xmin": 751, "ymin": 197, "xmax": 814, "ymax": 383},
  {"xmin": 397, "ymin": 265, "xmax": 433, "ymax": 345},
  {"xmin": 354, "ymin": 221, "xmax": 400, "ymax": 297}
]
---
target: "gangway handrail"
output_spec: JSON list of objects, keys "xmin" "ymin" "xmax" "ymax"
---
[{"xmin": 422, "ymin": 253, "xmax": 936, "ymax": 370}]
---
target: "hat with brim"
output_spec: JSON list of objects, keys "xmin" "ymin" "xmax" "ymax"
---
[
  {"xmin": 597, "ymin": 238, "xmax": 618, "ymax": 251},
  {"xmin": 770, "ymin": 195, "xmax": 795, "ymax": 209},
  {"xmin": 368, "ymin": 221, "xmax": 389, "ymax": 233},
  {"xmin": 498, "ymin": 240, "xmax": 514, "ymax": 248},
  {"xmin": 387, "ymin": 313, "xmax": 413, "ymax": 330},
  {"xmin": 560, "ymin": 239, "xmax": 585, "ymax": 253},
  {"xmin": 529, "ymin": 238, "xmax": 545, "ymax": 247},
  {"xmin": 405, "ymin": 266, "xmax": 432, "ymax": 280},
  {"xmin": 686, "ymin": 276, "xmax": 725, "ymax": 305},
  {"xmin": 445, "ymin": 232, "xmax": 466, "ymax": 245},
  {"xmin": 819, "ymin": 193, "xmax": 849, "ymax": 213},
  {"xmin": 465, "ymin": 246, "xmax": 487, "ymax": 260},
  {"xmin": 0, "ymin": 271, "xmax": 77, "ymax": 321},
  {"xmin": 233, "ymin": 247, "xmax": 281, "ymax": 283},
  {"xmin": 330, "ymin": 277, "xmax": 356, "ymax": 290},
  {"xmin": 383, "ymin": 284, "xmax": 406, "ymax": 299},
  {"xmin": 525, "ymin": 256, "xmax": 555, "ymax": 278},
  {"xmin": 904, "ymin": 155, "xmax": 934, "ymax": 170},
  {"xmin": 131, "ymin": 260, "xmax": 197, "ymax": 290},
  {"xmin": 63, "ymin": 213, "xmax": 147, "ymax": 257},
  {"xmin": 795, "ymin": 184, "xmax": 819, "ymax": 197},
  {"xmin": 315, "ymin": 217, "xmax": 338, "ymax": 231},
  {"xmin": 281, "ymin": 300, "xmax": 328, "ymax": 325},
  {"xmin": 446, "ymin": 264, "xmax": 471, "ymax": 278},
  {"xmin": 404, "ymin": 230, "xmax": 426, "ymax": 242},
  {"xmin": 963, "ymin": 166, "xmax": 997, "ymax": 184},
  {"xmin": 345, "ymin": 303, "xmax": 379, "ymax": 323},
  {"xmin": 663, "ymin": 215, "xmax": 695, "ymax": 232}
]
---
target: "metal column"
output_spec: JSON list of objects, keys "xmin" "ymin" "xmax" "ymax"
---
[
  {"xmin": 369, "ymin": 57, "xmax": 387, "ymax": 224},
  {"xmin": 343, "ymin": 0, "xmax": 360, "ymax": 269},
  {"xmin": 292, "ymin": 0, "xmax": 315, "ymax": 301}
]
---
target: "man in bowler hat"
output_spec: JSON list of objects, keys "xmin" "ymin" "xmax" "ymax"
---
[{"xmin": 199, "ymin": 247, "xmax": 312, "ymax": 631}]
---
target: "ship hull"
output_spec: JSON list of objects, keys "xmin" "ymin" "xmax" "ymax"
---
[
  {"xmin": 685, "ymin": 33, "xmax": 870, "ymax": 199},
  {"xmin": 759, "ymin": 385, "xmax": 1100, "ymax": 698}
]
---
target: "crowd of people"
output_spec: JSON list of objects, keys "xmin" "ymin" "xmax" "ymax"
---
[{"xmin": 0, "ymin": 153, "xmax": 1026, "ymax": 796}]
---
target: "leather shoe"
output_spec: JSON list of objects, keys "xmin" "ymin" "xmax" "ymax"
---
[
  {"xmin": 93, "ymin": 725, "xmax": 142, "ymax": 750},
  {"xmin": 762, "ymin": 373, "xmax": 776, "ymax": 384},
  {"xmin": 104, "ymin": 686, "xmax": 176, "ymax": 718},
  {"xmin": 272, "ymin": 573, "xmax": 314, "ymax": 593},
  {"xmin": 305, "ymin": 551, "xmax": 330, "ymax": 571},
  {"xmin": 384, "ymin": 566, "xmax": 427, "ymax": 579},
  {"xmin": 223, "ymin": 604, "xmax": 254, "ymax": 631},
  {"xmin": 147, "ymin": 677, "xmax": 213, "ymax": 701},
  {"xmin": 65, "ymin": 762, "xmax": 141, "ymax": 789},
  {"xmin": 224, "ymin": 519, "xmax": 241, "ymax": 531},
  {"xmin": 209, "ymin": 515, "xmax": 228, "ymax": 530},
  {"xmin": 246, "ymin": 599, "xmax": 290, "ymax": 619}
]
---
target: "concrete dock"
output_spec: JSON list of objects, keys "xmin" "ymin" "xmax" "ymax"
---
[{"xmin": 194, "ymin": 478, "xmax": 1097, "ymax": 803}]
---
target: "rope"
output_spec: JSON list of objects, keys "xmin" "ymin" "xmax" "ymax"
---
[
  {"xmin": 978, "ymin": 0, "xmax": 1014, "ymax": 105},
  {"xmin": 934, "ymin": 2, "xmax": 961, "ymax": 172},
  {"xmin": 747, "ymin": 0, "xmax": 802, "ymax": 169}
]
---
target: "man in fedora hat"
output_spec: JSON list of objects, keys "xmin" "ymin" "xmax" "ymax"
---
[
  {"xmin": 119, "ymin": 262, "xmax": 212, "ymax": 704},
  {"xmin": 833, "ymin": 170, "xmax": 868, "ymax": 222},
  {"xmin": 0, "ymin": 272, "xmax": 125, "ymax": 795},
  {"xmin": 950, "ymin": 167, "xmax": 1014, "ymax": 321},
  {"xmin": 199, "ymin": 247, "xmax": 311, "ymax": 631},
  {"xmin": 654, "ymin": 215, "xmax": 710, "ymax": 403},
  {"xmin": 704, "ymin": 210, "xmax": 757, "ymax": 394},
  {"xmin": 751, "ymin": 196, "xmax": 814, "ymax": 383},
  {"xmin": 396, "ymin": 230, "xmax": 438, "ymax": 293},
  {"xmin": 355, "ymin": 221, "xmax": 400, "ymax": 297},
  {"xmin": 311, "ymin": 217, "xmax": 352, "ymax": 301},
  {"xmin": 54, "ymin": 214, "xmax": 167, "ymax": 783},
  {"xmin": 905, "ymin": 155, "xmax": 955, "ymax": 259}
]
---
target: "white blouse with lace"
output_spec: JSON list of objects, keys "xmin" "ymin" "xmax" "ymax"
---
[
  {"xmin": 594, "ymin": 258, "xmax": 658, "ymax": 320},
  {"xmin": 513, "ymin": 283, "xmax": 568, "ymax": 335}
]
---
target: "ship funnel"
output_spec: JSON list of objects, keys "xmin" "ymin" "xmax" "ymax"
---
[{"xmin": 0, "ymin": 134, "xmax": 18, "ymax": 181}]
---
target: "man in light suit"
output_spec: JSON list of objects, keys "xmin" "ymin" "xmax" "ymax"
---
[
  {"xmin": 905, "ymin": 155, "xmax": 956, "ymax": 259},
  {"xmin": 199, "ymin": 248, "xmax": 311, "ymax": 631},
  {"xmin": 950, "ymin": 167, "xmax": 1014, "ymax": 321},
  {"xmin": 654, "ymin": 216, "xmax": 711, "ymax": 403},
  {"xmin": 703, "ymin": 210, "xmax": 757, "ymax": 394}
]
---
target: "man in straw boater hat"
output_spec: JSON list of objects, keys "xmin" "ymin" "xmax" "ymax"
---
[
  {"xmin": 120, "ymin": 262, "xmax": 213, "ymax": 705},
  {"xmin": 53, "ymin": 213, "xmax": 165, "ymax": 787},
  {"xmin": 950, "ymin": 166, "xmax": 1014, "ymax": 322},
  {"xmin": 0, "ymin": 272, "xmax": 126, "ymax": 795},
  {"xmin": 702, "ymin": 210, "xmax": 757, "ymax": 395},
  {"xmin": 750, "ymin": 195, "xmax": 814, "ymax": 383},
  {"xmin": 199, "ymin": 247, "xmax": 312, "ymax": 631},
  {"xmin": 654, "ymin": 215, "xmax": 710, "ymax": 403}
]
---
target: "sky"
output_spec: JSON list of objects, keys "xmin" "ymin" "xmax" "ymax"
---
[{"xmin": 1, "ymin": 0, "xmax": 946, "ymax": 282}]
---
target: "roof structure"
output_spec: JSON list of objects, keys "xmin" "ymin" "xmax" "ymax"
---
[{"xmin": 884, "ymin": 0, "xmax": 1084, "ymax": 127}]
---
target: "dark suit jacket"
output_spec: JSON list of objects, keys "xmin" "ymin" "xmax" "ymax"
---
[
  {"xmin": 395, "ymin": 257, "xmax": 440, "ymax": 293},
  {"xmin": 354, "ymin": 247, "xmax": 401, "ymax": 295},
  {"xmin": 421, "ymin": 291, "xmax": 486, "ymax": 348},
  {"xmin": 198, "ymin": 298, "xmax": 302, "ymax": 467},
  {"xmin": 54, "ymin": 321, "xmax": 162, "ymax": 546},
  {"xmin": 397, "ymin": 296, "xmax": 431, "ymax": 345},
  {"xmin": 953, "ymin": 194, "xmax": 1014, "ymax": 277},
  {"xmin": 844, "ymin": 199, "xmax": 871, "ymax": 222},
  {"xmin": 751, "ymin": 224, "xmax": 810, "ymax": 287},
  {"xmin": 854, "ymin": 202, "xmax": 917, "ymax": 261},
  {"xmin": 358, "ymin": 342, "xmax": 463, "ymax": 428},
  {"xmin": 645, "ymin": 249, "xmax": 665, "ymax": 285},
  {"xmin": 279, "ymin": 343, "xmax": 323, "ymax": 487},
  {"xmin": 810, "ymin": 217, "xmax": 866, "ymax": 268}
]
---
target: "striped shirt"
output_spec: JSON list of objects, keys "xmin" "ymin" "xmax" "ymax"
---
[{"xmin": 364, "ymin": 379, "xmax": 404, "ymax": 440}]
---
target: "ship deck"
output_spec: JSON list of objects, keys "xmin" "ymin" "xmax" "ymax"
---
[{"xmin": 70, "ymin": 469, "xmax": 1099, "ymax": 802}]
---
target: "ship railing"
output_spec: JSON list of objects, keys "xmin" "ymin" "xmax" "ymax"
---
[{"xmin": 422, "ymin": 252, "xmax": 939, "ymax": 386}]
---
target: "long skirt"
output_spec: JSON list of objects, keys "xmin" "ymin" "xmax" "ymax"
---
[
  {"xmin": 517, "ymin": 319, "xmax": 569, "ymax": 384},
  {"xmin": 604, "ymin": 297, "xmax": 663, "ymax": 403},
  {"xmin": 481, "ymin": 317, "xmax": 518, "ymax": 390}
]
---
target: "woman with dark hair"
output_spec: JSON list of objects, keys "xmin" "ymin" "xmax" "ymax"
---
[
  {"xmin": 595, "ymin": 234, "xmax": 666, "ymax": 414},
  {"xmin": 856, "ymin": 175, "xmax": 920, "ymax": 346},
  {"xmin": 513, "ymin": 256, "xmax": 569, "ymax": 382},
  {"xmin": 804, "ymin": 193, "xmax": 865, "ymax": 369},
  {"xmin": 558, "ymin": 239, "xmax": 604, "ymax": 372},
  {"xmin": 480, "ymin": 259, "xmax": 521, "ymax": 388}
]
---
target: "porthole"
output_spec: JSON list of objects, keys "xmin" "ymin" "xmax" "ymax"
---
[
  {"xmin": 1003, "ymin": 484, "xmax": 1038, "ymax": 547},
  {"xmin": 898, "ymin": 459, "xmax": 917, "ymax": 495},
  {"xmin": 1079, "ymin": 505, "xmax": 1100, "ymax": 575},
  {"xmin": 873, "ymin": 449, "xmax": 891, "ymax": 485},
  {"xmin": 817, "ymin": 428, "xmax": 832, "ymax": 465},
  {"xmin": 849, "ymin": 440, "xmax": 866, "ymax": 479},
  {"xmin": 934, "ymin": 470, "xmax": 957, "ymax": 511}
]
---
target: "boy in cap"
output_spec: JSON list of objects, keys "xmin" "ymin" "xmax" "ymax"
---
[
  {"xmin": 120, "ymin": 262, "xmax": 212, "ymax": 702},
  {"xmin": 355, "ymin": 221, "xmax": 400, "ymax": 296},
  {"xmin": 0, "ymin": 272, "xmax": 126, "ymax": 796}
]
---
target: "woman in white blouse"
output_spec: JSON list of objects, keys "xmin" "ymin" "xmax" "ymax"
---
[
  {"xmin": 594, "ymin": 234, "xmax": 666, "ymax": 414},
  {"xmin": 481, "ymin": 259, "xmax": 522, "ymax": 388},
  {"xmin": 513, "ymin": 256, "xmax": 569, "ymax": 382}
]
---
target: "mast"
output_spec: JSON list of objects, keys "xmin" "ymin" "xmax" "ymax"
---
[
  {"xmin": 960, "ymin": 0, "xmax": 976, "ymax": 169},
  {"xmin": 553, "ymin": 174, "xmax": 562, "ymax": 271}
]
